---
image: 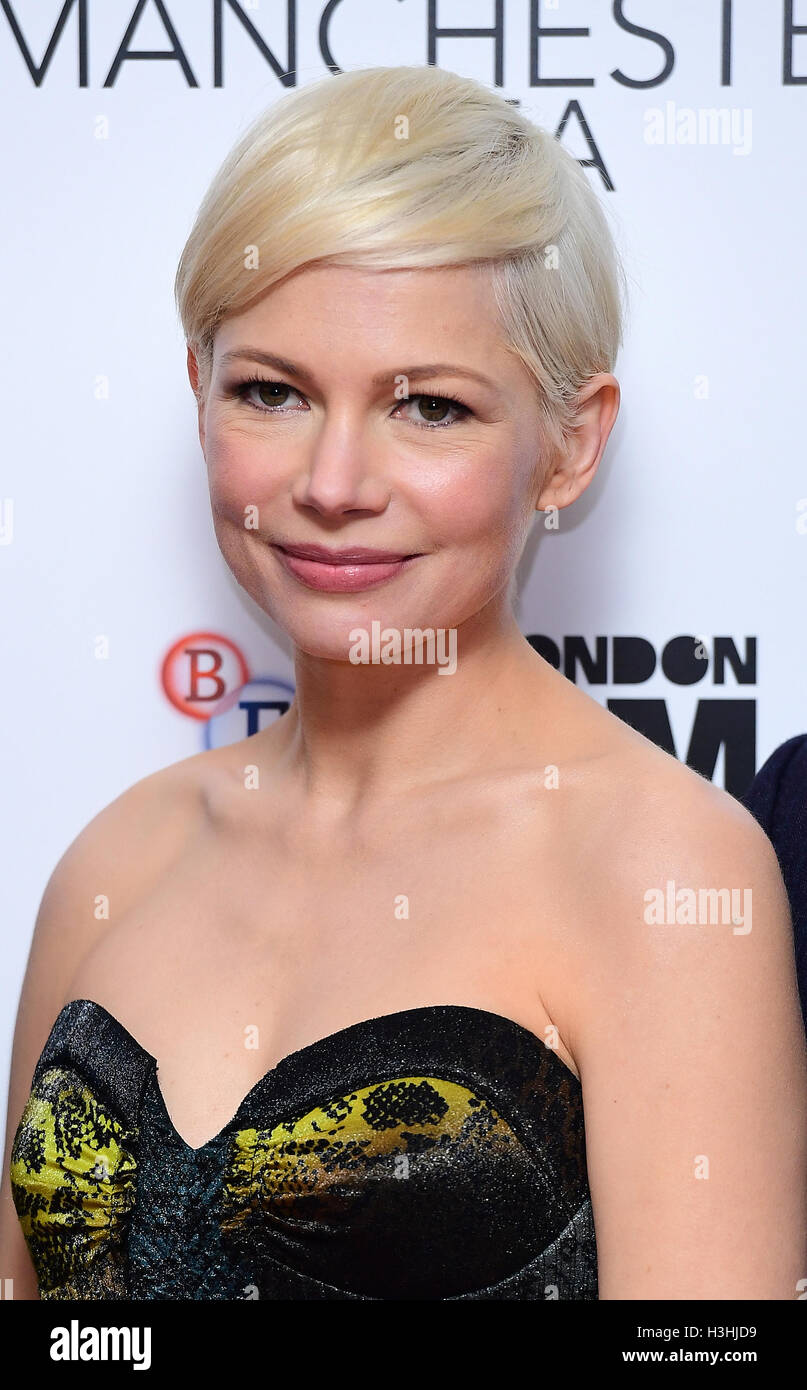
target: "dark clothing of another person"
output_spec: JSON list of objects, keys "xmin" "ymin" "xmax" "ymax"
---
[{"xmin": 740, "ymin": 733, "xmax": 807, "ymax": 1037}]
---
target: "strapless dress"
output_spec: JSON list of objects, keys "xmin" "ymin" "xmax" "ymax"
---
[{"xmin": 10, "ymin": 998, "xmax": 597, "ymax": 1299}]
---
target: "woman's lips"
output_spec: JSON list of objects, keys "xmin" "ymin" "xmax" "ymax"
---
[{"xmin": 271, "ymin": 543, "xmax": 421, "ymax": 593}]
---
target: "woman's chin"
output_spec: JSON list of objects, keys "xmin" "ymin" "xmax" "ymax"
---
[{"xmin": 273, "ymin": 619, "xmax": 393, "ymax": 666}]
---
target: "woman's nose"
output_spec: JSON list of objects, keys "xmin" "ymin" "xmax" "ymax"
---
[{"xmin": 291, "ymin": 416, "xmax": 391, "ymax": 516}]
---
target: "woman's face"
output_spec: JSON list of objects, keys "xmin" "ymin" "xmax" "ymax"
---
[{"xmin": 191, "ymin": 263, "xmax": 560, "ymax": 659}]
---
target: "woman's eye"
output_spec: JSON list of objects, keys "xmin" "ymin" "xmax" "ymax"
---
[
  {"xmin": 397, "ymin": 394, "xmax": 469, "ymax": 428},
  {"xmin": 236, "ymin": 380, "xmax": 307, "ymax": 412},
  {"xmin": 233, "ymin": 379, "xmax": 469, "ymax": 428}
]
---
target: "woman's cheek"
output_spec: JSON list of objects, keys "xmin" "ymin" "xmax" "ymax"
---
[
  {"xmin": 436, "ymin": 486, "xmax": 526, "ymax": 560},
  {"xmin": 205, "ymin": 435, "xmax": 279, "ymax": 521},
  {"xmin": 425, "ymin": 441, "xmax": 527, "ymax": 537}
]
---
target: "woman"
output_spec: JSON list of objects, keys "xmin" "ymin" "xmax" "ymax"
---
[{"xmin": 1, "ymin": 65, "xmax": 805, "ymax": 1301}]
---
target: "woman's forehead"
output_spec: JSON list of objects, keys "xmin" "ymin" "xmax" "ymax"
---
[{"xmin": 212, "ymin": 265, "xmax": 516, "ymax": 382}]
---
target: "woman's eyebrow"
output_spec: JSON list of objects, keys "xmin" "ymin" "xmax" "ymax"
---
[
  {"xmin": 377, "ymin": 362, "xmax": 497, "ymax": 390},
  {"xmin": 217, "ymin": 347, "xmax": 498, "ymax": 391}
]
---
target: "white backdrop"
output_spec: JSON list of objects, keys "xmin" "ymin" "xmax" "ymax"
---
[{"xmin": 2, "ymin": 0, "xmax": 806, "ymax": 1150}]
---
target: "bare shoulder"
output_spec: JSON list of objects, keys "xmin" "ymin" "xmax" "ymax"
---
[
  {"xmin": 559, "ymin": 720, "xmax": 807, "ymax": 1297},
  {"xmin": 600, "ymin": 726, "xmax": 787, "ymax": 919},
  {"xmin": 5, "ymin": 743, "xmax": 235, "ymax": 1070},
  {"xmin": 0, "ymin": 742, "xmax": 238, "ymax": 1292},
  {"xmin": 43, "ymin": 745, "xmax": 229, "ymax": 929},
  {"xmin": 566, "ymin": 714, "xmax": 796, "ymax": 1038},
  {"xmin": 549, "ymin": 676, "xmax": 784, "ymax": 891}
]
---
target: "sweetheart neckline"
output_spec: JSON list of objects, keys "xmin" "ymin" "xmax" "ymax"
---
[{"xmin": 52, "ymin": 997, "xmax": 582, "ymax": 1156}]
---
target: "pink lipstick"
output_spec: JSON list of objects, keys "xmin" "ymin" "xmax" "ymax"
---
[{"xmin": 271, "ymin": 541, "xmax": 421, "ymax": 593}]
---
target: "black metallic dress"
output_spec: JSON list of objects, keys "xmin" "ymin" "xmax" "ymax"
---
[{"xmin": 10, "ymin": 998, "xmax": 597, "ymax": 1299}]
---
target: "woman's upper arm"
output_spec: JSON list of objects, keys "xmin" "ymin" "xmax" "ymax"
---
[
  {"xmin": 0, "ymin": 819, "xmax": 118, "ymax": 1298},
  {"xmin": 576, "ymin": 790, "xmax": 807, "ymax": 1300},
  {"xmin": 0, "ymin": 754, "xmax": 205, "ymax": 1297}
]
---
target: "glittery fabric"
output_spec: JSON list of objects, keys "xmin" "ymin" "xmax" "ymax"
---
[{"xmin": 10, "ymin": 998, "xmax": 598, "ymax": 1300}]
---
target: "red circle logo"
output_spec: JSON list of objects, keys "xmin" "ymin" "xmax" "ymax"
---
[{"xmin": 160, "ymin": 632, "xmax": 251, "ymax": 721}]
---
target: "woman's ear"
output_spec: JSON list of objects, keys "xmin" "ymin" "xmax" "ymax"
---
[
  {"xmin": 186, "ymin": 344, "xmax": 206, "ymax": 453},
  {"xmin": 536, "ymin": 374, "xmax": 620, "ymax": 512}
]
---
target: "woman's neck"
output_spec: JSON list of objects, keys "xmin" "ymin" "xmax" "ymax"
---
[{"xmin": 261, "ymin": 604, "xmax": 546, "ymax": 810}]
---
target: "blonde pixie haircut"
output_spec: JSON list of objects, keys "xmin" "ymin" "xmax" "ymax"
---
[{"xmin": 174, "ymin": 64, "xmax": 626, "ymax": 461}]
